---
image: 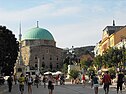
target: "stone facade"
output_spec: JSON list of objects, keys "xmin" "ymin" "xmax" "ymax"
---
[{"xmin": 21, "ymin": 38, "xmax": 63, "ymax": 73}]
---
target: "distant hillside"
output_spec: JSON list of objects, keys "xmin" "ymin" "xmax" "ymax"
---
[{"xmin": 74, "ymin": 46, "xmax": 95, "ymax": 57}]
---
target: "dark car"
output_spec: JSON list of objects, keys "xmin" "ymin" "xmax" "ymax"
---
[{"xmin": 0, "ymin": 76, "xmax": 5, "ymax": 85}]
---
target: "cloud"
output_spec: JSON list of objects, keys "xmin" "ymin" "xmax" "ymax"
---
[
  {"xmin": 49, "ymin": 22, "xmax": 103, "ymax": 48},
  {"xmin": 0, "ymin": 0, "xmax": 126, "ymax": 48},
  {"xmin": 0, "ymin": 3, "xmax": 53, "ymax": 22},
  {"xmin": 51, "ymin": 7, "xmax": 81, "ymax": 17}
]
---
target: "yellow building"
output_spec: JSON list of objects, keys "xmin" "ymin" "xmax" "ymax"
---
[
  {"xmin": 94, "ymin": 21, "xmax": 126, "ymax": 56},
  {"xmin": 99, "ymin": 22, "xmax": 125, "ymax": 55}
]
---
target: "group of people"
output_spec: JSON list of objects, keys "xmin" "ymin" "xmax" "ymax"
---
[
  {"xmin": 7, "ymin": 73, "xmax": 34, "ymax": 94},
  {"xmin": 90, "ymin": 71, "xmax": 126, "ymax": 94},
  {"xmin": 6, "ymin": 73, "xmax": 56, "ymax": 94},
  {"xmin": 6, "ymin": 71, "xmax": 126, "ymax": 94}
]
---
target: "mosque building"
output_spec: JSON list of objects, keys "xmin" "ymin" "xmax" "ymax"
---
[{"xmin": 17, "ymin": 23, "xmax": 63, "ymax": 74}]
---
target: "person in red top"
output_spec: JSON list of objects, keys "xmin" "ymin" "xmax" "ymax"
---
[
  {"xmin": 55, "ymin": 74, "xmax": 59, "ymax": 85},
  {"xmin": 82, "ymin": 74, "xmax": 86, "ymax": 87},
  {"xmin": 102, "ymin": 71, "xmax": 111, "ymax": 94}
]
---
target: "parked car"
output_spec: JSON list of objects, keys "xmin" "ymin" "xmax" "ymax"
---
[{"xmin": 0, "ymin": 76, "xmax": 5, "ymax": 85}]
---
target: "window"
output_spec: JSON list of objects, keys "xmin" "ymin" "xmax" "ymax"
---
[
  {"xmin": 42, "ymin": 62, "xmax": 45, "ymax": 68},
  {"xmin": 57, "ymin": 57, "xmax": 58, "ymax": 60},
  {"xmin": 46, "ymin": 49, "xmax": 49, "ymax": 54},
  {"xmin": 35, "ymin": 64, "xmax": 38, "ymax": 68},
  {"xmin": 35, "ymin": 56, "xmax": 37, "ymax": 59},
  {"xmin": 50, "ymin": 62, "xmax": 52, "ymax": 70},
  {"xmin": 42, "ymin": 56, "xmax": 44, "ymax": 60},
  {"xmin": 50, "ymin": 55, "xmax": 52, "ymax": 60}
]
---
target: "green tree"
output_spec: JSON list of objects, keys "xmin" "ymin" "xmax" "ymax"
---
[
  {"xmin": 0, "ymin": 26, "xmax": 19, "ymax": 75},
  {"xmin": 61, "ymin": 63, "xmax": 68, "ymax": 74},
  {"xmin": 69, "ymin": 70, "xmax": 79, "ymax": 79},
  {"xmin": 93, "ymin": 55, "xmax": 102, "ymax": 70},
  {"xmin": 80, "ymin": 60, "xmax": 88, "ymax": 69}
]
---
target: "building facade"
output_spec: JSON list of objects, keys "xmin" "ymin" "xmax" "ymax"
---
[
  {"xmin": 94, "ymin": 21, "xmax": 126, "ymax": 56},
  {"xmin": 20, "ymin": 27, "xmax": 63, "ymax": 74}
]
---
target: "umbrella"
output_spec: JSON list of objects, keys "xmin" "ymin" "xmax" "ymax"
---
[
  {"xmin": 52, "ymin": 72, "xmax": 57, "ymax": 76},
  {"xmin": 44, "ymin": 71, "xmax": 52, "ymax": 75},
  {"xmin": 55, "ymin": 71, "xmax": 63, "ymax": 74}
]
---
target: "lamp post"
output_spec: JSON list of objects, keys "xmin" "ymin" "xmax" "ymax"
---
[{"xmin": 37, "ymin": 58, "xmax": 40, "ymax": 74}]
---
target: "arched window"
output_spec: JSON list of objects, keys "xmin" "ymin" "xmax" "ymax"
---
[
  {"xmin": 42, "ymin": 62, "xmax": 45, "ymax": 68},
  {"xmin": 42, "ymin": 55, "xmax": 44, "ymax": 60},
  {"xmin": 35, "ymin": 64, "xmax": 38, "ymax": 68},
  {"xmin": 35, "ymin": 56, "xmax": 37, "ymax": 59},
  {"xmin": 50, "ymin": 62, "xmax": 52, "ymax": 70},
  {"xmin": 50, "ymin": 55, "xmax": 52, "ymax": 60},
  {"xmin": 57, "ymin": 57, "xmax": 58, "ymax": 60}
]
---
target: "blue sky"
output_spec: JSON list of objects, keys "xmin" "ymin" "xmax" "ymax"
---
[{"xmin": 0, "ymin": 0, "xmax": 126, "ymax": 48}]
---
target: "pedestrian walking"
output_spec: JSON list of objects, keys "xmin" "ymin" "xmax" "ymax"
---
[
  {"xmin": 48, "ymin": 73, "xmax": 54, "ymax": 94},
  {"xmin": 7, "ymin": 75, "xmax": 13, "ymax": 92},
  {"xmin": 42, "ymin": 75, "xmax": 47, "ymax": 88},
  {"xmin": 18, "ymin": 73, "xmax": 25, "ymax": 94},
  {"xmin": 55, "ymin": 74, "xmax": 59, "ymax": 85},
  {"xmin": 14, "ymin": 73, "xmax": 18, "ymax": 85},
  {"xmin": 82, "ymin": 74, "xmax": 86, "ymax": 87},
  {"xmin": 117, "ymin": 71, "xmax": 124, "ymax": 94},
  {"xmin": 102, "ymin": 71, "xmax": 111, "ymax": 94},
  {"xmin": 91, "ymin": 71, "xmax": 95, "ymax": 88},
  {"xmin": 92, "ymin": 74, "xmax": 99, "ymax": 94},
  {"xmin": 27, "ymin": 74, "xmax": 33, "ymax": 94},
  {"xmin": 34, "ymin": 74, "xmax": 39, "ymax": 88},
  {"xmin": 60, "ymin": 74, "xmax": 65, "ymax": 85}
]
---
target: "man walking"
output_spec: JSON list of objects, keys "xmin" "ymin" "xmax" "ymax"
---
[
  {"xmin": 102, "ymin": 71, "xmax": 111, "ymax": 94},
  {"xmin": 7, "ymin": 75, "xmax": 13, "ymax": 92},
  {"xmin": 117, "ymin": 71, "xmax": 124, "ymax": 94}
]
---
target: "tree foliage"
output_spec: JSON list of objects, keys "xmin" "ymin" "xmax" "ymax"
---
[
  {"xmin": 61, "ymin": 63, "xmax": 68, "ymax": 74},
  {"xmin": 93, "ymin": 47, "xmax": 126, "ymax": 70},
  {"xmin": 93, "ymin": 55, "xmax": 102, "ymax": 70},
  {"xmin": 69, "ymin": 70, "xmax": 79, "ymax": 79},
  {"xmin": 0, "ymin": 26, "xmax": 19, "ymax": 75}
]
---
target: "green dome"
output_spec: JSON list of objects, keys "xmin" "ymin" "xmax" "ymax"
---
[{"xmin": 23, "ymin": 27, "xmax": 54, "ymax": 40}]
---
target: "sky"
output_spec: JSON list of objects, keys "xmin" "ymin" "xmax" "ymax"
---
[{"xmin": 0, "ymin": 0, "xmax": 126, "ymax": 49}]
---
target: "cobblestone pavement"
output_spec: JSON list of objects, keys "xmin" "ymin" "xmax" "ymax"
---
[{"xmin": 0, "ymin": 82, "xmax": 126, "ymax": 94}]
